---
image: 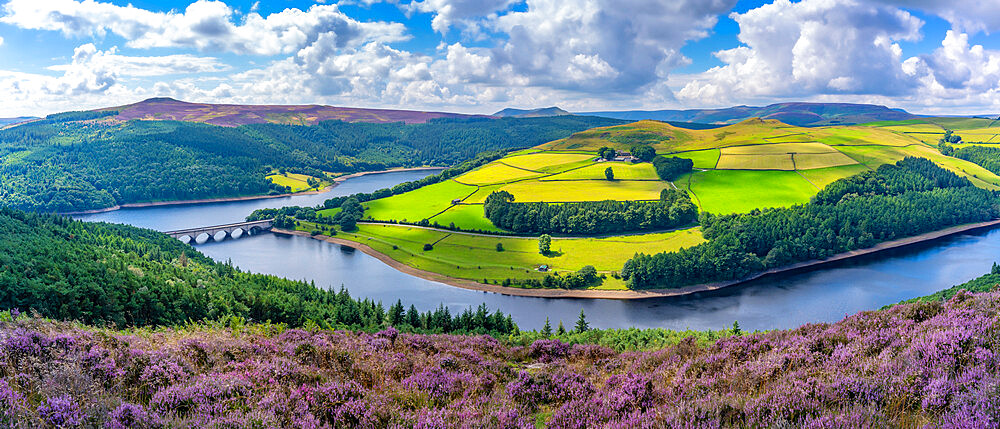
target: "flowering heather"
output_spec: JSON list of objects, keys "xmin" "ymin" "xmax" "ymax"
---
[{"xmin": 0, "ymin": 291, "xmax": 998, "ymax": 427}]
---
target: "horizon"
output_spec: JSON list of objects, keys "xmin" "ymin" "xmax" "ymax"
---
[{"xmin": 1, "ymin": 0, "xmax": 1000, "ymax": 117}]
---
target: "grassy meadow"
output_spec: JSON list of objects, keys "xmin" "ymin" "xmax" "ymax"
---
[{"xmin": 299, "ymin": 116, "xmax": 1000, "ymax": 289}]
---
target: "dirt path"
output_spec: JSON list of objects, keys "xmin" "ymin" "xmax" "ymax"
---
[{"xmin": 275, "ymin": 219, "xmax": 1000, "ymax": 300}]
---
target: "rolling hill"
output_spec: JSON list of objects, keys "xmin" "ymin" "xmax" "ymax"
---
[
  {"xmin": 581, "ymin": 102, "xmax": 919, "ymax": 126},
  {"xmin": 101, "ymin": 97, "xmax": 491, "ymax": 127},
  {"xmin": 493, "ymin": 106, "xmax": 572, "ymax": 118}
]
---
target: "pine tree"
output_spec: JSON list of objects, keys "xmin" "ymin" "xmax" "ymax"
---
[
  {"xmin": 407, "ymin": 304, "xmax": 421, "ymax": 328},
  {"xmin": 387, "ymin": 300, "xmax": 405, "ymax": 326},
  {"xmin": 541, "ymin": 317, "xmax": 552, "ymax": 337},
  {"xmin": 732, "ymin": 320, "xmax": 742, "ymax": 336},
  {"xmin": 557, "ymin": 321, "xmax": 566, "ymax": 335},
  {"xmin": 574, "ymin": 310, "xmax": 589, "ymax": 333}
]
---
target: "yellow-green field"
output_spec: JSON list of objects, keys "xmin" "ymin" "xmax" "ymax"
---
[
  {"xmin": 542, "ymin": 162, "xmax": 659, "ymax": 180},
  {"xmin": 681, "ymin": 170, "xmax": 819, "ymax": 214},
  {"xmin": 362, "ymin": 180, "xmax": 477, "ymax": 222},
  {"xmin": 265, "ymin": 172, "xmax": 331, "ymax": 193},
  {"xmin": 500, "ymin": 180, "xmax": 668, "ymax": 202},
  {"xmin": 501, "ymin": 152, "xmax": 596, "ymax": 172},
  {"xmin": 298, "ymin": 222, "xmax": 705, "ymax": 290},
  {"xmin": 454, "ymin": 163, "xmax": 543, "ymax": 185},
  {"xmin": 716, "ymin": 153, "xmax": 795, "ymax": 170},
  {"xmin": 675, "ymin": 149, "xmax": 720, "ymax": 168}
]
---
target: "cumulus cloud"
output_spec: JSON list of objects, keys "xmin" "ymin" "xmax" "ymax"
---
[
  {"xmin": 0, "ymin": 36, "xmax": 4, "ymax": 47},
  {"xmin": 405, "ymin": 0, "xmax": 518, "ymax": 33},
  {"xmin": 678, "ymin": 0, "xmax": 923, "ymax": 105},
  {"xmin": 874, "ymin": 0, "xmax": 1000, "ymax": 34},
  {"xmin": 486, "ymin": 0, "xmax": 736, "ymax": 93},
  {"xmin": 47, "ymin": 46, "xmax": 229, "ymax": 76},
  {"xmin": 0, "ymin": 0, "xmax": 409, "ymax": 55}
]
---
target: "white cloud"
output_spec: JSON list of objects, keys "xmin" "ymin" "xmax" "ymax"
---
[
  {"xmin": 486, "ymin": 0, "xmax": 735, "ymax": 93},
  {"xmin": 405, "ymin": 0, "xmax": 518, "ymax": 33},
  {"xmin": 678, "ymin": 0, "xmax": 923, "ymax": 105},
  {"xmin": 0, "ymin": 0, "xmax": 409, "ymax": 55},
  {"xmin": 874, "ymin": 0, "xmax": 1000, "ymax": 34},
  {"xmin": 47, "ymin": 46, "xmax": 229, "ymax": 76},
  {"xmin": 0, "ymin": 36, "xmax": 4, "ymax": 47}
]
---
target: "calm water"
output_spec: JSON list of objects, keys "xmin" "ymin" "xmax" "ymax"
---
[{"xmin": 76, "ymin": 170, "xmax": 1000, "ymax": 331}]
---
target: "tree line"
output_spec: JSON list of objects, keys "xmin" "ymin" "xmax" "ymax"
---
[
  {"xmin": 0, "ymin": 115, "xmax": 622, "ymax": 213},
  {"xmin": 0, "ymin": 207, "xmax": 516, "ymax": 336},
  {"xmin": 622, "ymin": 158, "xmax": 1000, "ymax": 289},
  {"xmin": 482, "ymin": 188, "xmax": 697, "ymax": 235}
]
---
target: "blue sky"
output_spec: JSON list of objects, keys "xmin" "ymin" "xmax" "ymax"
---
[{"xmin": 1, "ymin": 0, "xmax": 1000, "ymax": 117}]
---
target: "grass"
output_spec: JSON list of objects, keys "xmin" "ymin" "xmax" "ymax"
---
[
  {"xmin": 303, "ymin": 223, "xmax": 705, "ymax": 289},
  {"xmin": 454, "ymin": 163, "xmax": 543, "ymax": 185},
  {"xmin": 542, "ymin": 162, "xmax": 659, "ymax": 180},
  {"xmin": 793, "ymin": 152, "xmax": 858, "ymax": 169},
  {"xmin": 428, "ymin": 205, "xmax": 502, "ymax": 232},
  {"xmin": 501, "ymin": 152, "xmax": 596, "ymax": 172},
  {"xmin": 797, "ymin": 165, "xmax": 869, "ymax": 189},
  {"xmin": 721, "ymin": 142, "xmax": 837, "ymax": 154},
  {"xmin": 265, "ymin": 173, "xmax": 329, "ymax": 193},
  {"xmin": 682, "ymin": 170, "xmax": 817, "ymax": 214},
  {"xmin": 716, "ymin": 154, "xmax": 795, "ymax": 170},
  {"xmin": 498, "ymin": 180, "xmax": 669, "ymax": 202},
  {"xmin": 363, "ymin": 180, "xmax": 478, "ymax": 222},
  {"xmin": 673, "ymin": 149, "xmax": 720, "ymax": 169}
]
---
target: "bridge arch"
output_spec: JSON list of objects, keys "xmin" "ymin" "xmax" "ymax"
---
[{"xmin": 165, "ymin": 219, "xmax": 274, "ymax": 245}]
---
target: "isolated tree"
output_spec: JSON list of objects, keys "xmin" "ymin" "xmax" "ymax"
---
[
  {"xmin": 578, "ymin": 265, "xmax": 597, "ymax": 282},
  {"xmin": 538, "ymin": 234, "xmax": 552, "ymax": 255},
  {"xmin": 732, "ymin": 320, "xmax": 742, "ymax": 336},
  {"xmin": 574, "ymin": 310, "xmax": 589, "ymax": 333},
  {"xmin": 496, "ymin": 242, "xmax": 504, "ymax": 252},
  {"xmin": 541, "ymin": 317, "xmax": 553, "ymax": 337},
  {"xmin": 605, "ymin": 167, "xmax": 614, "ymax": 180}
]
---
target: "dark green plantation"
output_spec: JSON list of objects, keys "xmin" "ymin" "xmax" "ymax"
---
[
  {"xmin": 0, "ymin": 207, "xmax": 516, "ymax": 335},
  {"xmin": 0, "ymin": 115, "xmax": 623, "ymax": 212}
]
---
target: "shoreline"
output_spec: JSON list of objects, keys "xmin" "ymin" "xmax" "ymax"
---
[
  {"xmin": 61, "ymin": 167, "xmax": 444, "ymax": 215},
  {"xmin": 275, "ymin": 219, "xmax": 1000, "ymax": 299}
]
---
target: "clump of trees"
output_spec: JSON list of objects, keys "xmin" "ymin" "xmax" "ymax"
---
[
  {"xmin": 622, "ymin": 157, "xmax": 999, "ymax": 289},
  {"xmin": 653, "ymin": 156, "xmax": 694, "ymax": 181},
  {"xmin": 483, "ymin": 188, "xmax": 697, "ymax": 235},
  {"xmin": 597, "ymin": 147, "xmax": 617, "ymax": 160},
  {"xmin": 631, "ymin": 145, "xmax": 656, "ymax": 162},
  {"xmin": 605, "ymin": 167, "xmax": 614, "ymax": 180}
]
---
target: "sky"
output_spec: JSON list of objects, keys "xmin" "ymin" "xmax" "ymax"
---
[{"xmin": 1, "ymin": 0, "xmax": 1000, "ymax": 117}]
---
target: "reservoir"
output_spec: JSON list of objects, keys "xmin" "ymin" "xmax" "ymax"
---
[{"xmin": 75, "ymin": 170, "xmax": 1000, "ymax": 331}]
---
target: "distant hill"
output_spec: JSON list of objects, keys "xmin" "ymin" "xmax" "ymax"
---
[
  {"xmin": 493, "ymin": 106, "xmax": 572, "ymax": 118},
  {"xmin": 580, "ymin": 102, "xmax": 919, "ymax": 126},
  {"xmin": 101, "ymin": 97, "xmax": 490, "ymax": 127},
  {"xmin": 0, "ymin": 116, "xmax": 37, "ymax": 126}
]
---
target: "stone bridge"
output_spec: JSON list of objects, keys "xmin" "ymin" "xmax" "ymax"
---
[{"xmin": 164, "ymin": 219, "xmax": 273, "ymax": 244}]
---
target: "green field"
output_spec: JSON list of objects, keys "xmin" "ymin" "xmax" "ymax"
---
[
  {"xmin": 429, "ymin": 204, "xmax": 502, "ymax": 231},
  {"xmin": 454, "ymin": 163, "xmax": 543, "ymax": 185},
  {"xmin": 362, "ymin": 180, "xmax": 477, "ymax": 222},
  {"xmin": 266, "ymin": 172, "xmax": 330, "ymax": 192},
  {"xmin": 502, "ymin": 152, "xmax": 596, "ymax": 172},
  {"xmin": 500, "ymin": 179, "xmax": 668, "ymax": 202},
  {"xmin": 674, "ymin": 149, "xmax": 720, "ymax": 169},
  {"xmin": 299, "ymin": 223, "xmax": 705, "ymax": 290},
  {"xmin": 682, "ymin": 170, "xmax": 818, "ymax": 214},
  {"xmin": 542, "ymin": 162, "xmax": 659, "ymax": 180},
  {"xmin": 798, "ymin": 165, "xmax": 870, "ymax": 189}
]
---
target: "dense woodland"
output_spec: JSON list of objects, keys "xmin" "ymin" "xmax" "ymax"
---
[
  {"xmin": 949, "ymin": 145, "xmax": 1000, "ymax": 175},
  {"xmin": 483, "ymin": 188, "xmax": 698, "ymax": 235},
  {"xmin": 622, "ymin": 158, "xmax": 1000, "ymax": 289},
  {"xmin": 0, "ymin": 115, "xmax": 622, "ymax": 212},
  {"xmin": 0, "ymin": 207, "xmax": 516, "ymax": 335}
]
